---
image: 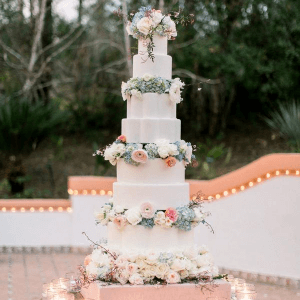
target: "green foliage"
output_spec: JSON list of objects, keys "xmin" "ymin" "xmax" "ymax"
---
[
  {"xmin": 0, "ymin": 97, "xmax": 69, "ymax": 156},
  {"xmin": 186, "ymin": 139, "xmax": 232, "ymax": 180},
  {"xmin": 264, "ymin": 100, "xmax": 300, "ymax": 151}
]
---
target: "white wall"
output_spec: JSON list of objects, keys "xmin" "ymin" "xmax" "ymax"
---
[
  {"xmin": 1, "ymin": 176, "xmax": 299, "ymax": 279},
  {"xmin": 0, "ymin": 212, "xmax": 72, "ymax": 246},
  {"xmin": 195, "ymin": 176, "xmax": 300, "ymax": 279},
  {"xmin": 0, "ymin": 195, "xmax": 110, "ymax": 247},
  {"xmin": 71, "ymin": 194, "xmax": 109, "ymax": 246}
]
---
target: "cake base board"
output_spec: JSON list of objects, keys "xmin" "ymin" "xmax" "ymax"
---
[{"xmin": 81, "ymin": 280, "xmax": 231, "ymax": 300}]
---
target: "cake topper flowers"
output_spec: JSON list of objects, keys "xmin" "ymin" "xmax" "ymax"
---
[{"xmin": 114, "ymin": 6, "xmax": 194, "ymax": 61}]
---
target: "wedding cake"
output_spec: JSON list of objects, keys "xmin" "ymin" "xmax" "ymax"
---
[{"xmin": 82, "ymin": 7, "xmax": 227, "ymax": 290}]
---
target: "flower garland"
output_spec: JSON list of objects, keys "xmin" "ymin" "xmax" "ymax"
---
[
  {"xmin": 82, "ymin": 244, "xmax": 220, "ymax": 285},
  {"xmin": 94, "ymin": 136, "xmax": 196, "ymax": 167},
  {"xmin": 121, "ymin": 75, "xmax": 185, "ymax": 104},
  {"xmin": 95, "ymin": 199, "xmax": 210, "ymax": 232}
]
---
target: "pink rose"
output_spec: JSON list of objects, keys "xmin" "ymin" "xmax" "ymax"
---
[
  {"xmin": 165, "ymin": 207, "xmax": 178, "ymax": 222},
  {"xmin": 140, "ymin": 202, "xmax": 155, "ymax": 219},
  {"xmin": 117, "ymin": 135, "xmax": 126, "ymax": 143},
  {"xmin": 131, "ymin": 149, "xmax": 148, "ymax": 163},
  {"xmin": 165, "ymin": 157, "xmax": 176, "ymax": 167},
  {"xmin": 84, "ymin": 255, "xmax": 91, "ymax": 266},
  {"xmin": 113, "ymin": 215, "xmax": 127, "ymax": 229}
]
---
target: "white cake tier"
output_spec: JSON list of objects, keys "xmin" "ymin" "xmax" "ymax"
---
[
  {"xmin": 127, "ymin": 93, "xmax": 176, "ymax": 119},
  {"xmin": 107, "ymin": 223, "xmax": 195, "ymax": 252},
  {"xmin": 138, "ymin": 35, "xmax": 168, "ymax": 55},
  {"xmin": 122, "ymin": 118, "xmax": 180, "ymax": 143},
  {"xmin": 117, "ymin": 159, "xmax": 185, "ymax": 184},
  {"xmin": 113, "ymin": 182, "xmax": 189, "ymax": 210},
  {"xmin": 133, "ymin": 54, "xmax": 172, "ymax": 79}
]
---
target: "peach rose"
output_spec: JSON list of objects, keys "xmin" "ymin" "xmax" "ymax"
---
[
  {"xmin": 131, "ymin": 149, "xmax": 148, "ymax": 163},
  {"xmin": 113, "ymin": 215, "xmax": 127, "ymax": 229},
  {"xmin": 165, "ymin": 156, "xmax": 176, "ymax": 167},
  {"xmin": 84, "ymin": 255, "xmax": 91, "ymax": 266},
  {"xmin": 140, "ymin": 202, "xmax": 155, "ymax": 219},
  {"xmin": 117, "ymin": 135, "xmax": 126, "ymax": 143},
  {"xmin": 165, "ymin": 207, "xmax": 178, "ymax": 222}
]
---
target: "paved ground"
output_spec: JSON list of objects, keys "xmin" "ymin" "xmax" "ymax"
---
[{"xmin": 0, "ymin": 251, "xmax": 299, "ymax": 300}]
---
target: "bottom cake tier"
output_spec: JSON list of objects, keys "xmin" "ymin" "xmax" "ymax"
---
[
  {"xmin": 83, "ymin": 243, "xmax": 219, "ymax": 285},
  {"xmin": 81, "ymin": 281, "xmax": 231, "ymax": 300}
]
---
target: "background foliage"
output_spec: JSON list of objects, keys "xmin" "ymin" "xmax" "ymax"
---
[{"xmin": 0, "ymin": 0, "xmax": 299, "ymax": 196}]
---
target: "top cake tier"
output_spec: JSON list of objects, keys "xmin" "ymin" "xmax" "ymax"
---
[{"xmin": 133, "ymin": 35, "xmax": 172, "ymax": 79}]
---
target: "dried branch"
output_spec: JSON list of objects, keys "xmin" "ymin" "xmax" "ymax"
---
[
  {"xmin": 172, "ymin": 69, "xmax": 221, "ymax": 85},
  {"xmin": 0, "ymin": 40, "xmax": 26, "ymax": 66},
  {"xmin": 28, "ymin": 0, "xmax": 47, "ymax": 73}
]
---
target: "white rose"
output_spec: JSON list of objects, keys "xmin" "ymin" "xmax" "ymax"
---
[
  {"xmin": 169, "ymin": 85, "xmax": 181, "ymax": 103},
  {"xmin": 142, "ymin": 265, "xmax": 156, "ymax": 278},
  {"xmin": 142, "ymin": 73, "xmax": 154, "ymax": 81},
  {"xmin": 126, "ymin": 262, "xmax": 138, "ymax": 275},
  {"xmin": 155, "ymin": 263, "xmax": 170, "ymax": 279},
  {"xmin": 162, "ymin": 16, "xmax": 172, "ymax": 26},
  {"xmin": 167, "ymin": 143, "xmax": 179, "ymax": 156},
  {"xmin": 196, "ymin": 253, "xmax": 214, "ymax": 268},
  {"xmin": 126, "ymin": 22, "xmax": 133, "ymax": 35},
  {"xmin": 198, "ymin": 245, "xmax": 209, "ymax": 255},
  {"xmin": 116, "ymin": 270, "xmax": 129, "ymax": 285},
  {"xmin": 193, "ymin": 207, "xmax": 204, "ymax": 222},
  {"xmin": 171, "ymin": 258, "xmax": 186, "ymax": 271},
  {"xmin": 169, "ymin": 20, "xmax": 177, "ymax": 37},
  {"xmin": 135, "ymin": 258, "xmax": 147, "ymax": 269},
  {"xmin": 137, "ymin": 17, "xmax": 153, "ymax": 35},
  {"xmin": 131, "ymin": 89, "xmax": 142, "ymax": 100},
  {"xmin": 179, "ymin": 140, "xmax": 188, "ymax": 151},
  {"xmin": 121, "ymin": 81, "xmax": 128, "ymax": 101},
  {"xmin": 184, "ymin": 247, "xmax": 198, "ymax": 261},
  {"xmin": 91, "ymin": 250, "xmax": 110, "ymax": 267},
  {"xmin": 154, "ymin": 211, "xmax": 166, "ymax": 225},
  {"xmin": 186, "ymin": 145, "xmax": 193, "ymax": 162},
  {"xmin": 145, "ymin": 251, "xmax": 159, "ymax": 265},
  {"xmin": 179, "ymin": 269, "xmax": 189, "ymax": 279},
  {"xmin": 86, "ymin": 261, "xmax": 98, "ymax": 276},
  {"xmin": 129, "ymin": 273, "xmax": 144, "ymax": 285},
  {"xmin": 152, "ymin": 11, "xmax": 163, "ymax": 26},
  {"xmin": 166, "ymin": 270, "xmax": 181, "ymax": 284},
  {"xmin": 107, "ymin": 210, "xmax": 116, "ymax": 221},
  {"xmin": 94, "ymin": 209, "xmax": 105, "ymax": 222},
  {"xmin": 198, "ymin": 265, "xmax": 211, "ymax": 274},
  {"xmin": 125, "ymin": 207, "xmax": 142, "ymax": 225},
  {"xmin": 189, "ymin": 267, "xmax": 200, "ymax": 277},
  {"xmin": 211, "ymin": 265, "xmax": 219, "ymax": 276},
  {"xmin": 98, "ymin": 266, "xmax": 110, "ymax": 278},
  {"xmin": 162, "ymin": 218, "xmax": 173, "ymax": 228},
  {"xmin": 157, "ymin": 145, "xmax": 170, "ymax": 158},
  {"xmin": 115, "ymin": 205, "xmax": 125, "ymax": 214}
]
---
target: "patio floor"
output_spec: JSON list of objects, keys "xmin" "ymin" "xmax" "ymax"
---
[{"xmin": 0, "ymin": 251, "xmax": 299, "ymax": 300}]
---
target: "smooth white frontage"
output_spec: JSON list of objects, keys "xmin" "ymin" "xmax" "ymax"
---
[
  {"xmin": 113, "ymin": 182, "xmax": 190, "ymax": 209},
  {"xmin": 133, "ymin": 54, "xmax": 172, "ymax": 79},
  {"xmin": 127, "ymin": 93, "xmax": 176, "ymax": 119},
  {"xmin": 122, "ymin": 118, "xmax": 181, "ymax": 143},
  {"xmin": 138, "ymin": 35, "xmax": 168, "ymax": 55},
  {"xmin": 107, "ymin": 223, "xmax": 195, "ymax": 251},
  {"xmin": 117, "ymin": 159, "xmax": 185, "ymax": 184},
  {"xmin": 195, "ymin": 176, "xmax": 300, "ymax": 279}
]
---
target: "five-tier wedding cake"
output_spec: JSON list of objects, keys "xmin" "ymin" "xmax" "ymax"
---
[{"xmin": 81, "ymin": 8, "xmax": 231, "ymax": 297}]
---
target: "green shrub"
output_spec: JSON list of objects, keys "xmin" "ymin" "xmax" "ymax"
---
[
  {"xmin": 265, "ymin": 100, "xmax": 300, "ymax": 150},
  {"xmin": 0, "ymin": 97, "xmax": 69, "ymax": 194}
]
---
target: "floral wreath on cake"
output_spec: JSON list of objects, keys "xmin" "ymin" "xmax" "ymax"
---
[
  {"xmin": 80, "ymin": 243, "xmax": 222, "ymax": 286},
  {"xmin": 95, "ymin": 196, "xmax": 211, "ymax": 232},
  {"xmin": 94, "ymin": 136, "xmax": 196, "ymax": 167},
  {"xmin": 121, "ymin": 75, "xmax": 185, "ymax": 104}
]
